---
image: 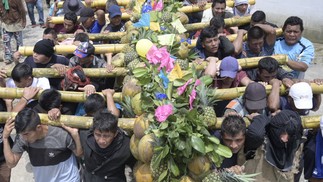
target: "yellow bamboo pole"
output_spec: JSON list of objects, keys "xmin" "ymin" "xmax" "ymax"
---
[
  {"xmin": 0, "ymin": 112, "xmax": 319, "ymax": 130},
  {"xmin": 18, "ymin": 44, "xmax": 126, "ymax": 56},
  {"xmin": 57, "ymin": 32, "xmax": 127, "ymax": 41},
  {"xmin": 0, "ymin": 82, "xmax": 322, "ymax": 102},
  {"xmin": 57, "ymin": 0, "xmax": 256, "ymax": 11}
]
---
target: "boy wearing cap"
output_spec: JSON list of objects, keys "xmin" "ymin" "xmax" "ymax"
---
[
  {"xmin": 70, "ymin": 42, "xmax": 113, "ymax": 91},
  {"xmin": 79, "ymin": 7, "xmax": 105, "ymax": 33},
  {"xmin": 224, "ymin": 82, "xmax": 270, "ymax": 117}
]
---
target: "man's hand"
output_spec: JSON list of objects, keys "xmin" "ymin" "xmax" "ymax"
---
[
  {"xmin": 23, "ymin": 87, "xmax": 41, "ymax": 101},
  {"xmin": 246, "ymin": 112, "xmax": 260, "ymax": 120},
  {"xmin": 106, "ymin": 64, "xmax": 115, "ymax": 73},
  {"xmin": 51, "ymin": 64, "xmax": 67, "ymax": 76},
  {"xmin": 282, "ymin": 78, "xmax": 294, "ymax": 88},
  {"xmin": 61, "ymin": 123, "xmax": 79, "ymax": 137},
  {"xmin": 226, "ymin": 165, "xmax": 245, "ymax": 175},
  {"xmin": 48, "ymin": 108, "xmax": 61, "ymax": 121},
  {"xmin": 269, "ymin": 78, "xmax": 282, "ymax": 86},
  {"xmin": 78, "ymin": 84, "xmax": 96, "ymax": 96},
  {"xmin": 102, "ymin": 89, "xmax": 115, "ymax": 97},
  {"xmin": 3, "ymin": 117, "xmax": 15, "ymax": 140},
  {"xmin": 0, "ymin": 69, "xmax": 7, "ymax": 79},
  {"xmin": 313, "ymin": 79, "xmax": 323, "ymax": 85}
]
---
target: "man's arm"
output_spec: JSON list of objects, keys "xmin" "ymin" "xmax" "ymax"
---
[
  {"xmin": 286, "ymin": 60, "xmax": 308, "ymax": 72},
  {"xmin": 232, "ymin": 29, "xmax": 247, "ymax": 56},
  {"xmin": 3, "ymin": 118, "xmax": 23, "ymax": 168},
  {"xmin": 12, "ymin": 87, "xmax": 40, "ymax": 112},
  {"xmin": 254, "ymin": 24, "xmax": 276, "ymax": 47},
  {"xmin": 102, "ymin": 89, "xmax": 120, "ymax": 118},
  {"xmin": 61, "ymin": 124, "xmax": 83, "ymax": 157},
  {"xmin": 267, "ymin": 79, "xmax": 281, "ymax": 113}
]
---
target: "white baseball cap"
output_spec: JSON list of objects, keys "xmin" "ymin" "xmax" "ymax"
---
[{"xmin": 289, "ymin": 82, "xmax": 313, "ymax": 109}]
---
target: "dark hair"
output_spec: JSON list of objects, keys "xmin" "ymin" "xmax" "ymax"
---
[
  {"xmin": 84, "ymin": 94, "xmax": 106, "ymax": 116},
  {"xmin": 11, "ymin": 63, "xmax": 33, "ymax": 82},
  {"xmin": 200, "ymin": 27, "xmax": 218, "ymax": 42},
  {"xmin": 258, "ymin": 57, "xmax": 279, "ymax": 73},
  {"xmin": 210, "ymin": 16, "xmax": 225, "ymax": 30},
  {"xmin": 43, "ymin": 28, "xmax": 57, "ymax": 39},
  {"xmin": 221, "ymin": 115, "xmax": 246, "ymax": 136},
  {"xmin": 212, "ymin": 0, "xmax": 226, "ymax": 8},
  {"xmin": 282, "ymin": 16, "xmax": 304, "ymax": 32},
  {"xmin": 251, "ymin": 10, "xmax": 266, "ymax": 23},
  {"xmin": 247, "ymin": 26, "xmax": 265, "ymax": 41},
  {"xmin": 74, "ymin": 32, "xmax": 89, "ymax": 42},
  {"xmin": 38, "ymin": 89, "xmax": 61, "ymax": 111},
  {"xmin": 92, "ymin": 109, "xmax": 118, "ymax": 133},
  {"xmin": 15, "ymin": 108, "xmax": 40, "ymax": 133},
  {"xmin": 64, "ymin": 11, "xmax": 78, "ymax": 24}
]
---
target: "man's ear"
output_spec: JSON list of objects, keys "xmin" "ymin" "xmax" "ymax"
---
[{"xmin": 36, "ymin": 124, "xmax": 42, "ymax": 131}]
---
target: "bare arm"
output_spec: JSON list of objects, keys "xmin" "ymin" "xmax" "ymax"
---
[
  {"xmin": 286, "ymin": 60, "xmax": 308, "ymax": 72},
  {"xmin": 12, "ymin": 87, "xmax": 40, "ymax": 113},
  {"xmin": 232, "ymin": 29, "xmax": 247, "ymax": 55},
  {"xmin": 267, "ymin": 79, "xmax": 281, "ymax": 112},
  {"xmin": 254, "ymin": 23, "xmax": 276, "ymax": 47},
  {"xmin": 102, "ymin": 89, "xmax": 120, "ymax": 117},
  {"xmin": 203, "ymin": 57, "xmax": 219, "ymax": 78},
  {"xmin": 3, "ymin": 118, "xmax": 23, "ymax": 168},
  {"xmin": 61, "ymin": 124, "xmax": 83, "ymax": 157}
]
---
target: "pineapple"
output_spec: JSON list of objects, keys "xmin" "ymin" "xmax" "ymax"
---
[
  {"xmin": 176, "ymin": 59, "xmax": 189, "ymax": 70},
  {"xmin": 161, "ymin": 11, "xmax": 173, "ymax": 23},
  {"xmin": 202, "ymin": 172, "xmax": 221, "ymax": 182},
  {"xmin": 198, "ymin": 84, "xmax": 217, "ymax": 127},
  {"xmin": 122, "ymin": 44, "xmax": 134, "ymax": 53},
  {"xmin": 124, "ymin": 48, "xmax": 139, "ymax": 65},
  {"xmin": 127, "ymin": 59, "xmax": 140, "ymax": 73},
  {"xmin": 150, "ymin": 154, "xmax": 168, "ymax": 181}
]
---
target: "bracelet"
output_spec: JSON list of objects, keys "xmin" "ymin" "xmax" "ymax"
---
[{"xmin": 22, "ymin": 96, "xmax": 29, "ymax": 102}]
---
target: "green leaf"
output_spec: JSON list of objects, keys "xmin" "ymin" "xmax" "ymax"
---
[
  {"xmin": 133, "ymin": 67, "xmax": 148, "ymax": 78},
  {"xmin": 176, "ymin": 140, "xmax": 186, "ymax": 150},
  {"xmin": 166, "ymin": 82, "xmax": 173, "ymax": 99},
  {"xmin": 161, "ymin": 145, "xmax": 170, "ymax": 158},
  {"xmin": 169, "ymin": 131, "xmax": 179, "ymax": 138},
  {"xmin": 158, "ymin": 170, "xmax": 168, "ymax": 182},
  {"xmin": 214, "ymin": 144, "xmax": 233, "ymax": 158},
  {"xmin": 169, "ymin": 157, "xmax": 180, "ymax": 177},
  {"xmin": 191, "ymin": 135, "xmax": 205, "ymax": 154},
  {"xmin": 159, "ymin": 121, "xmax": 169, "ymax": 130},
  {"xmin": 205, "ymin": 144, "xmax": 214, "ymax": 153},
  {"xmin": 208, "ymin": 136, "xmax": 220, "ymax": 144},
  {"xmin": 199, "ymin": 75, "xmax": 213, "ymax": 86},
  {"xmin": 173, "ymin": 79, "xmax": 186, "ymax": 87}
]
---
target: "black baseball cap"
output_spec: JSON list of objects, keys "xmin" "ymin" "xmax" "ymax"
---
[{"xmin": 79, "ymin": 7, "xmax": 94, "ymax": 23}]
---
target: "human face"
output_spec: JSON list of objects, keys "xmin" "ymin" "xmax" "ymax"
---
[
  {"xmin": 280, "ymin": 132, "xmax": 289, "ymax": 143},
  {"xmin": 258, "ymin": 69, "xmax": 277, "ymax": 83},
  {"xmin": 33, "ymin": 52, "xmax": 51, "ymax": 64},
  {"xmin": 202, "ymin": 37, "xmax": 220, "ymax": 55},
  {"xmin": 82, "ymin": 17, "xmax": 94, "ymax": 29},
  {"xmin": 63, "ymin": 19, "xmax": 76, "ymax": 33},
  {"xmin": 212, "ymin": 3, "xmax": 226, "ymax": 17},
  {"xmin": 222, "ymin": 131, "xmax": 245, "ymax": 154},
  {"xmin": 109, "ymin": 15, "xmax": 122, "ymax": 26},
  {"xmin": 94, "ymin": 129, "xmax": 117, "ymax": 148},
  {"xmin": 236, "ymin": 4, "xmax": 248, "ymax": 14},
  {"xmin": 248, "ymin": 38, "xmax": 264, "ymax": 55},
  {"xmin": 14, "ymin": 77, "xmax": 33, "ymax": 88},
  {"xmin": 283, "ymin": 25, "xmax": 302, "ymax": 46},
  {"xmin": 20, "ymin": 128, "xmax": 40, "ymax": 143},
  {"xmin": 219, "ymin": 77, "xmax": 234, "ymax": 88}
]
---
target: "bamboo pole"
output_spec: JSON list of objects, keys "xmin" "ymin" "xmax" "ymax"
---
[
  {"xmin": 0, "ymin": 112, "xmax": 319, "ymax": 130},
  {"xmin": 184, "ymin": 16, "xmax": 251, "ymax": 32},
  {"xmin": 1, "ymin": 82, "xmax": 322, "ymax": 102},
  {"xmin": 57, "ymin": 0, "xmax": 256, "ymax": 11},
  {"xmin": 18, "ymin": 44, "xmax": 126, "ymax": 56},
  {"xmin": 4, "ymin": 55, "xmax": 287, "ymax": 78}
]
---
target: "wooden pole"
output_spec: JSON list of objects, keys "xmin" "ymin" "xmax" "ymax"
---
[
  {"xmin": 0, "ymin": 112, "xmax": 319, "ymax": 130},
  {"xmin": 0, "ymin": 82, "xmax": 322, "ymax": 102}
]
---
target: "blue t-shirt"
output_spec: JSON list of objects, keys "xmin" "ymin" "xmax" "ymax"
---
[
  {"xmin": 274, "ymin": 37, "xmax": 315, "ymax": 79},
  {"xmin": 88, "ymin": 20, "xmax": 105, "ymax": 33}
]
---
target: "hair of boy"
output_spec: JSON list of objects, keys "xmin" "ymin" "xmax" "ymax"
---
[
  {"xmin": 200, "ymin": 26, "xmax": 218, "ymax": 42},
  {"xmin": 15, "ymin": 108, "xmax": 41, "ymax": 133},
  {"xmin": 92, "ymin": 108, "xmax": 118, "ymax": 133},
  {"xmin": 84, "ymin": 93, "xmax": 106, "ymax": 115},
  {"xmin": 11, "ymin": 63, "xmax": 33, "ymax": 83},
  {"xmin": 221, "ymin": 115, "xmax": 246, "ymax": 136},
  {"xmin": 282, "ymin": 16, "xmax": 304, "ymax": 32},
  {"xmin": 64, "ymin": 11, "xmax": 78, "ymax": 24},
  {"xmin": 258, "ymin": 57, "xmax": 279, "ymax": 74},
  {"xmin": 247, "ymin": 26, "xmax": 265, "ymax": 41},
  {"xmin": 38, "ymin": 89, "xmax": 61, "ymax": 111}
]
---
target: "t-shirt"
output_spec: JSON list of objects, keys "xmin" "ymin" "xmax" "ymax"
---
[
  {"xmin": 12, "ymin": 126, "xmax": 80, "ymax": 182},
  {"xmin": 24, "ymin": 54, "xmax": 69, "ymax": 89},
  {"xmin": 274, "ymin": 37, "xmax": 315, "ymax": 79},
  {"xmin": 87, "ymin": 20, "xmax": 105, "ymax": 33},
  {"xmin": 6, "ymin": 77, "xmax": 50, "ymax": 103},
  {"xmin": 104, "ymin": 21, "xmax": 126, "ymax": 44},
  {"xmin": 239, "ymin": 41, "xmax": 274, "ymax": 58}
]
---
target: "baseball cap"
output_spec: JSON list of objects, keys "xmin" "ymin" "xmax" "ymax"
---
[
  {"xmin": 108, "ymin": 5, "xmax": 122, "ymax": 18},
  {"xmin": 235, "ymin": 0, "xmax": 248, "ymax": 6},
  {"xmin": 244, "ymin": 82, "xmax": 267, "ymax": 110},
  {"xmin": 289, "ymin": 82, "xmax": 313, "ymax": 109},
  {"xmin": 74, "ymin": 42, "xmax": 95, "ymax": 58},
  {"xmin": 79, "ymin": 7, "xmax": 94, "ymax": 23},
  {"xmin": 219, "ymin": 56, "xmax": 239, "ymax": 79}
]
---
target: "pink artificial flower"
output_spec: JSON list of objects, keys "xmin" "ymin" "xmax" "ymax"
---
[
  {"xmin": 177, "ymin": 79, "xmax": 192, "ymax": 96},
  {"xmin": 155, "ymin": 104, "xmax": 173, "ymax": 122},
  {"xmin": 146, "ymin": 45, "xmax": 160, "ymax": 65},
  {"xmin": 194, "ymin": 79, "xmax": 201, "ymax": 86},
  {"xmin": 189, "ymin": 89, "xmax": 197, "ymax": 110},
  {"xmin": 153, "ymin": 0, "xmax": 163, "ymax": 11}
]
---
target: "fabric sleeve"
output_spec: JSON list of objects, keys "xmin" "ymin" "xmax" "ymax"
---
[
  {"xmin": 236, "ymin": 71, "xmax": 247, "ymax": 86},
  {"xmin": 277, "ymin": 67, "xmax": 294, "ymax": 80},
  {"xmin": 11, "ymin": 135, "xmax": 27, "ymax": 154},
  {"xmin": 38, "ymin": 78, "xmax": 51, "ymax": 90},
  {"xmin": 299, "ymin": 42, "xmax": 315, "ymax": 66},
  {"xmin": 65, "ymin": 131, "xmax": 76, "ymax": 151}
]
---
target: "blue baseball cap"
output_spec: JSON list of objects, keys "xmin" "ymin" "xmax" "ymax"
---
[
  {"xmin": 108, "ymin": 5, "xmax": 122, "ymax": 18},
  {"xmin": 74, "ymin": 42, "xmax": 95, "ymax": 58}
]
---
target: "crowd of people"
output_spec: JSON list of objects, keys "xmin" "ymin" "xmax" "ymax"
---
[{"xmin": 0, "ymin": 0, "xmax": 322, "ymax": 181}]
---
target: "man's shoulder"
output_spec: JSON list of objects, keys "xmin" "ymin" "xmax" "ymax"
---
[{"xmin": 53, "ymin": 55, "xmax": 69, "ymax": 65}]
